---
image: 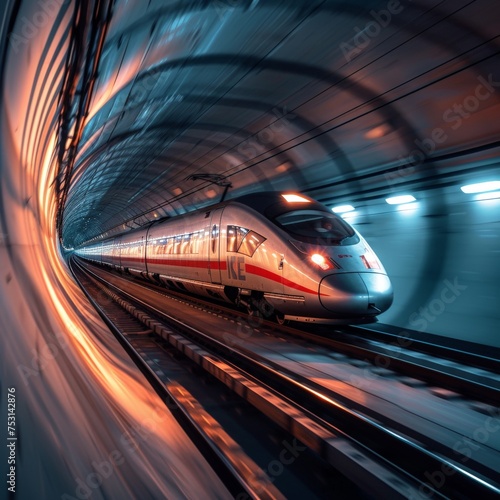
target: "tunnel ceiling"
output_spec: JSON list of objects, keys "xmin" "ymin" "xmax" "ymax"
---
[{"xmin": 36, "ymin": 0, "xmax": 500, "ymax": 247}]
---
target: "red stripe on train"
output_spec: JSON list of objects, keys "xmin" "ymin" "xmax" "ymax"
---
[
  {"xmin": 116, "ymin": 256, "xmax": 228, "ymax": 270},
  {"xmin": 102, "ymin": 256, "xmax": 320, "ymax": 295},
  {"xmin": 245, "ymin": 264, "xmax": 318, "ymax": 295}
]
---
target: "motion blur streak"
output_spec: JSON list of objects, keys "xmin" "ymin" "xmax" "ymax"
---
[{"xmin": 0, "ymin": 1, "xmax": 230, "ymax": 498}]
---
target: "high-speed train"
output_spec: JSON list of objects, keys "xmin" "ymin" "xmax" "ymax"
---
[{"xmin": 75, "ymin": 192, "xmax": 393, "ymax": 324}]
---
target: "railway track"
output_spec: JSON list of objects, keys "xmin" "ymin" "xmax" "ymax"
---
[
  {"xmin": 70, "ymin": 259, "xmax": 362, "ymax": 499},
  {"xmin": 71, "ymin": 257, "xmax": 500, "ymax": 499},
  {"xmin": 320, "ymin": 324, "xmax": 500, "ymax": 407},
  {"xmin": 83, "ymin": 259, "xmax": 500, "ymax": 407}
]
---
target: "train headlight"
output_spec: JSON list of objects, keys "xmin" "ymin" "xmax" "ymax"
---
[
  {"xmin": 310, "ymin": 253, "xmax": 332, "ymax": 270},
  {"xmin": 361, "ymin": 249, "xmax": 381, "ymax": 269}
]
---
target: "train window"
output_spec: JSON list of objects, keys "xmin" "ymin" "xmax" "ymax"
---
[
  {"xmin": 191, "ymin": 232, "xmax": 198, "ymax": 254},
  {"xmin": 238, "ymin": 230, "xmax": 266, "ymax": 257},
  {"xmin": 274, "ymin": 210, "xmax": 359, "ymax": 246},
  {"xmin": 174, "ymin": 236, "xmax": 182, "ymax": 254},
  {"xmin": 165, "ymin": 238, "xmax": 173, "ymax": 254},
  {"xmin": 227, "ymin": 225, "xmax": 248, "ymax": 252},
  {"xmin": 227, "ymin": 226, "xmax": 235, "ymax": 252},
  {"xmin": 190, "ymin": 231, "xmax": 200, "ymax": 254},
  {"xmin": 227, "ymin": 225, "xmax": 265, "ymax": 257},
  {"xmin": 181, "ymin": 234, "xmax": 190, "ymax": 254},
  {"xmin": 211, "ymin": 224, "xmax": 219, "ymax": 253}
]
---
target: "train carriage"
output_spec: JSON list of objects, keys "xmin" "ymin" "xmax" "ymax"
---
[{"xmin": 75, "ymin": 192, "xmax": 393, "ymax": 324}]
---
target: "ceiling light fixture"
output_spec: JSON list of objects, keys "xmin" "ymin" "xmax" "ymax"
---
[
  {"xmin": 332, "ymin": 204, "xmax": 355, "ymax": 214},
  {"xmin": 460, "ymin": 181, "xmax": 500, "ymax": 193},
  {"xmin": 275, "ymin": 163, "xmax": 289, "ymax": 173},
  {"xmin": 385, "ymin": 195, "xmax": 416, "ymax": 205},
  {"xmin": 475, "ymin": 191, "xmax": 500, "ymax": 201},
  {"xmin": 365, "ymin": 123, "xmax": 391, "ymax": 139}
]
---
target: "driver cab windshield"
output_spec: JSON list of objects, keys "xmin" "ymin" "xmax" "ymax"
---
[{"xmin": 274, "ymin": 209, "xmax": 359, "ymax": 245}]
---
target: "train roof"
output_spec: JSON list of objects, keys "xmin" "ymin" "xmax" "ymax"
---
[
  {"xmin": 229, "ymin": 191, "xmax": 329, "ymax": 219},
  {"xmin": 78, "ymin": 192, "xmax": 329, "ymax": 248}
]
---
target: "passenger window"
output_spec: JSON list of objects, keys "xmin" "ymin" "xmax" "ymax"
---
[
  {"xmin": 227, "ymin": 225, "xmax": 237, "ymax": 252},
  {"xmin": 227, "ymin": 225, "xmax": 265, "ymax": 257},
  {"xmin": 191, "ymin": 232, "xmax": 199, "ymax": 254},
  {"xmin": 238, "ymin": 230, "xmax": 266, "ymax": 257},
  {"xmin": 211, "ymin": 225, "xmax": 218, "ymax": 253},
  {"xmin": 174, "ymin": 236, "xmax": 182, "ymax": 254},
  {"xmin": 189, "ymin": 232, "xmax": 200, "ymax": 254},
  {"xmin": 181, "ymin": 234, "xmax": 190, "ymax": 254},
  {"xmin": 227, "ymin": 225, "xmax": 248, "ymax": 252}
]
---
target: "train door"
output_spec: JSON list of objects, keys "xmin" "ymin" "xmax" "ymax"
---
[
  {"xmin": 144, "ymin": 223, "xmax": 155, "ymax": 275},
  {"xmin": 208, "ymin": 208, "xmax": 223, "ymax": 283},
  {"xmin": 140, "ymin": 236, "xmax": 145, "ymax": 268}
]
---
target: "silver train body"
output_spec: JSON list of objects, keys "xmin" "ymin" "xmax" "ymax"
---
[{"xmin": 75, "ymin": 192, "xmax": 393, "ymax": 324}]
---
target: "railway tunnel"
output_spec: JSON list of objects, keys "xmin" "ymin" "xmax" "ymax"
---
[{"xmin": 1, "ymin": 1, "xmax": 499, "ymax": 498}]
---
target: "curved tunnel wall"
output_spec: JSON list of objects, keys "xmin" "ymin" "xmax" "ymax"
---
[{"xmin": 0, "ymin": 2, "xmax": 233, "ymax": 497}]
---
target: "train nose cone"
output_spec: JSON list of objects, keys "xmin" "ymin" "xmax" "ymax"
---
[
  {"xmin": 319, "ymin": 273, "xmax": 393, "ymax": 315},
  {"xmin": 360, "ymin": 272, "xmax": 393, "ymax": 313}
]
